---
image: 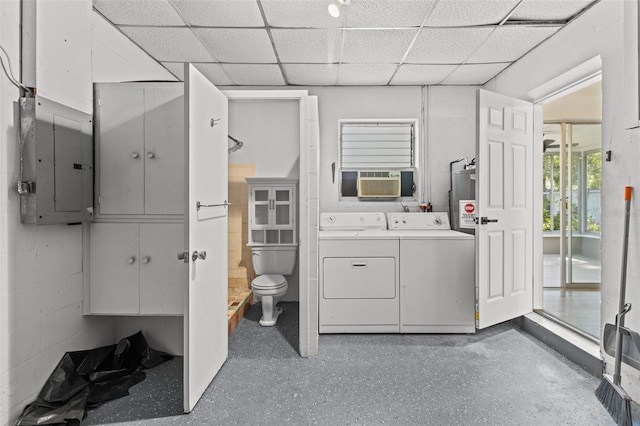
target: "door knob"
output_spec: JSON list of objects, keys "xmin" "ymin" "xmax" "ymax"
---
[
  {"xmin": 147, "ymin": 152, "xmax": 155, "ymax": 159},
  {"xmin": 192, "ymin": 250, "xmax": 207, "ymax": 262},
  {"xmin": 127, "ymin": 256, "xmax": 136, "ymax": 264},
  {"xmin": 131, "ymin": 152, "xmax": 139, "ymax": 159},
  {"xmin": 142, "ymin": 256, "xmax": 150, "ymax": 264}
]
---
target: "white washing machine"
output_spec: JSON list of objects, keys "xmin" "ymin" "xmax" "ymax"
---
[
  {"xmin": 319, "ymin": 212, "xmax": 399, "ymax": 333},
  {"xmin": 388, "ymin": 212, "xmax": 475, "ymax": 333}
]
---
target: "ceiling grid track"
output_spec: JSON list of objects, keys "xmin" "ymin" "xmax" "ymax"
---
[
  {"xmin": 92, "ymin": 7, "xmax": 182, "ymax": 81},
  {"xmin": 433, "ymin": 0, "xmax": 525, "ymax": 85},
  {"xmin": 93, "ymin": 0, "xmax": 602, "ymax": 86},
  {"xmin": 166, "ymin": 0, "xmax": 237, "ymax": 85},
  {"xmin": 386, "ymin": 0, "xmax": 439, "ymax": 85},
  {"xmin": 336, "ymin": 24, "xmax": 348, "ymax": 85},
  {"xmin": 256, "ymin": 0, "xmax": 289, "ymax": 85}
]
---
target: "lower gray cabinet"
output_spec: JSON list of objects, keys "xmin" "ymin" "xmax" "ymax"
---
[{"xmin": 89, "ymin": 222, "xmax": 185, "ymax": 315}]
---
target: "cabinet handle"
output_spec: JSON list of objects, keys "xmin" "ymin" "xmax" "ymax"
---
[
  {"xmin": 127, "ymin": 256, "xmax": 136, "ymax": 264},
  {"xmin": 147, "ymin": 152, "xmax": 155, "ymax": 159},
  {"xmin": 131, "ymin": 152, "xmax": 139, "ymax": 159},
  {"xmin": 141, "ymin": 256, "xmax": 150, "ymax": 264},
  {"xmin": 351, "ymin": 262, "xmax": 367, "ymax": 268}
]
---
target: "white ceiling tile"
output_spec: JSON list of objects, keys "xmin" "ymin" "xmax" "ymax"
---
[
  {"xmin": 262, "ymin": 0, "xmax": 437, "ymax": 29},
  {"xmin": 194, "ymin": 64, "xmax": 235, "ymax": 85},
  {"xmin": 405, "ymin": 27, "xmax": 493, "ymax": 64},
  {"xmin": 440, "ymin": 63, "xmax": 511, "ymax": 85},
  {"xmin": 171, "ymin": 0, "xmax": 264, "ymax": 27},
  {"xmin": 282, "ymin": 64, "xmax": 339, "ymax": 86},
  {"xmin": 340, "ymin": 0, "xmax": 438, "ymax": 28},
  {"xmin": 509, "ymin": 0, "xmax": 595, "ymax": 21},
  {"xmin": 391, "ymin": 64, "xmax": 458, "ymax": 85},
  {"xmin": 94, "ymin": 0, "xmax": 184, "ymax": 26},
  {"xmin": 341, "ymin": 30, "xmax": 416, "ymax": 64},
  {"xmin": 193, "ymin": 29, "xmax": 276, "ymax": 63},
  {"xmin": 426, "ymin": 0, "xmax": 520, "ymax": 27},
  {"xmin": 467, "ymin": 26, "xmax": 560, "ymax": 63},
  {"xmin": 337, "ymin": 64, "xmax": 397, "ymax": 85},
  {"xmin": 161, "ymin": 62, "xmax": 185, "ymax": 80},
  {"xmin": 121, "ymin": 27, "xmax": 215, "ymax": 62},
  {"xmin": 221, "ymin": 64, "xmax": 285, "ymax": 85},
  {"xmin": 272, "ymin": 29, "xmax": 342, "ymax": 63},
  {"xmin": 261, "ymin": 0, "xmax": 344, "ymax": 28}
]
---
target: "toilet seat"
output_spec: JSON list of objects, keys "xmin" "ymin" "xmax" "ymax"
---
[{"xmin": 251, "ymin": 274, "xmax": 287, "ymax": 290}]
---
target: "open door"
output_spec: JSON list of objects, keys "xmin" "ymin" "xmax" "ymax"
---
[
  {"xmin": 184, "ymin": 64, "xmax": 229, "ymax": 412},
  {"xmin": 476, "ymin": 89, "xmax": 534, "ymax": 329}
]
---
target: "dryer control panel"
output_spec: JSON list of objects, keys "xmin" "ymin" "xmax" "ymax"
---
[{"xmin": 320, "ymin": 212, "xmax": 387, "ymax": 231}]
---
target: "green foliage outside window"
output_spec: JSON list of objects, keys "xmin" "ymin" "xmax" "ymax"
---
[{"xmin": 542, "ymin": 148, "xmax": 601, "ymax": 234}]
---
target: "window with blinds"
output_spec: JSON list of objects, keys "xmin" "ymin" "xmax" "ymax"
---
[
  {"xmin": 340, "ymin": 123, "xmax": 414, "ymax": 168},
  {"xmin": 338, "ymin": 120, "xmax": 417, "ymax": 199}
]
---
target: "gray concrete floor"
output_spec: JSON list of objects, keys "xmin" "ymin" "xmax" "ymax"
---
[{"xmin": 85, "ymin": 302, "xmax": 617, "ymax": 425}]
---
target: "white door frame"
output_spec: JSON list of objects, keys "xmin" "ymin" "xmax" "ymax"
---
[
  {"xmin": 527, "ymin": 57, "xmax": 602, "ymax": 310},
  {"xmin": 223, "ymin": 90, "xmax": 314, "ymax": 357}
]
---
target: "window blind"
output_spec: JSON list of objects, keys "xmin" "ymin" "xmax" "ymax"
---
[{"xmin": 340, "ymin": 123, "xmax": 413, "ymax": 169}]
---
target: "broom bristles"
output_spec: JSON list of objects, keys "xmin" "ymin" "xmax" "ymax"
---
[{"xmin": 595, "ymin": 375, "xmax": 632, "ymax": 426}]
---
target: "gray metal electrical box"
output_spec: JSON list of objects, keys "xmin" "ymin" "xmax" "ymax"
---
[{"xmin": 20, "ymin": 96, "xmax": 93, "ymax": 224}]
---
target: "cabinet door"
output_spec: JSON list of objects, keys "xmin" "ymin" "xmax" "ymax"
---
[
  {"xmin": 272, "ymin": 186, "xmax": 294, "ymax": 229},
  {"xmin": 250, "ymin": 186, "xmax": 271, "ymax": 228},
  {"xmin": 89, "ymin": 223, "xmax": 140, "ymax": 314},
  {"xmin": 139, "ymin": 224, "xmax": 186, "ymax": 315},
  {"xmin": 97, "ymin": 86, "xmax": 145, "ymax": 215},
  {"xmin": 144, "ymin": 87, "xmax": 185, "ymax": 215}
]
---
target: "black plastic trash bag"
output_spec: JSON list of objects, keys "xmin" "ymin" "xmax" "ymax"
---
[{"xmin": 15, "ymin": 331, "xmax": 173, "ymax": 425}]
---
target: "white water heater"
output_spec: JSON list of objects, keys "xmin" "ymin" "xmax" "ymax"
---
[{"xmin": 450, "ymin": 169, "xmax": 476, "ymax": 235}]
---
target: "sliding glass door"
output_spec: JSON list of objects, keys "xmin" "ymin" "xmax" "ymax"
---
[
  {"xmin": 543, "ymin": 122, "xmax": 601, "ymax": 288},
  {"xmin": 542, "ymin": 122, "xmax": 601, "ymax": 338}
]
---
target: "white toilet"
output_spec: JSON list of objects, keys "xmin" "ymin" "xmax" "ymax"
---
[{"xmin": 250, "ymin": 245, "xmax": 297, "ymax": 326}]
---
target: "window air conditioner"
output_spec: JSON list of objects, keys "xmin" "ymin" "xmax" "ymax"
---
[{"xmin": 357, "ymin": 171, "xmax": 401, "ymax": 198}]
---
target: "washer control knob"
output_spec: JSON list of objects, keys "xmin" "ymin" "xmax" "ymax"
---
[{"xmin": 434, "ymin": 217, "xmax": 442, "ymax": 225}]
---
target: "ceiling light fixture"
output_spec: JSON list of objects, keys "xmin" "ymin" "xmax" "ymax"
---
[{"xmin": 328, "ymin": 0, "xmax": 350, "ymax": 18}]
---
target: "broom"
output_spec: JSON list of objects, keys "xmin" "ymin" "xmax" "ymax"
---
[{"xmin": 595, "ymin": 186, "xmax": 633, "ymax": 426}]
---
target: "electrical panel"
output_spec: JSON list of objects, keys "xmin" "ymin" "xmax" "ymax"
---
[{"xmin": 19, "ymin": 96, "xmax": 93, "ymax": 224}]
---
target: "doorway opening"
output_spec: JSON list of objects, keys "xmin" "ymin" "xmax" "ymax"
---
[{"xmin": 540, "ymin": 79, "xmax": 602, "ymax": 340}]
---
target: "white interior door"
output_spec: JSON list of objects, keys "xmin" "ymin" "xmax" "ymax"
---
[
  {"xmin": 476, "ymin": 89, "xmax": 534, "ymax": 329},
  {"xmin": 184, "ymin": 63, "xmax": 228, "ymax": 412}
]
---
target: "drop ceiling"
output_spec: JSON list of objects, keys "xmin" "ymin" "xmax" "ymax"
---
[{"xmin": 93, "ymin": 0, "xmax": 599, "ymax": 86}]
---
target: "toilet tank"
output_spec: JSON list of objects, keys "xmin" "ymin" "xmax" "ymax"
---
[{"xmin": 250, "ymin": 245, "xmax": 297, "ymax": 275}]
